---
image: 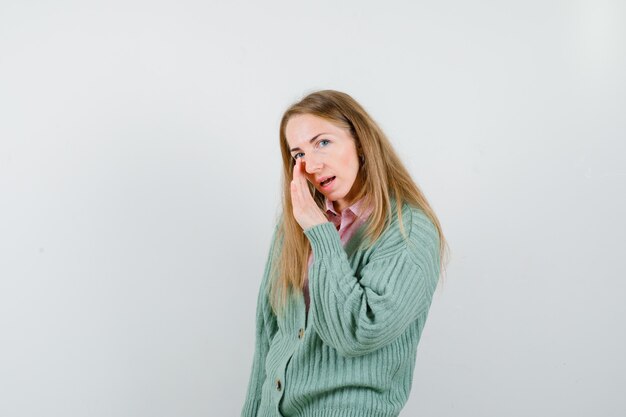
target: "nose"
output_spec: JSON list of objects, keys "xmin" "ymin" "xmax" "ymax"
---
[{"xmin": 303, "ymin": 155, "xmax": 322, "ymax": 174}]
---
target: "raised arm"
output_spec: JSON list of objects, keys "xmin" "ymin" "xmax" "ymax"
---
[{"xmin": 304, "ymin": 211, "xmax": 440, "ymax": 358}]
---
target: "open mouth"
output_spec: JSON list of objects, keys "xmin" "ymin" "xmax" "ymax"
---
[{"xmin": 321, "ymin": 176, "xmax": 336, "ymax": 188}]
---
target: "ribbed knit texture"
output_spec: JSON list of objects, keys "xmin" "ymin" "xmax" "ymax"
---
[
  {"xmin": 241, "ymin": 199, "xmax": 441, "ymax": 417},
  {"xmin": 304, "ymin": 195, "xmax": 373, "ymax": 313}
]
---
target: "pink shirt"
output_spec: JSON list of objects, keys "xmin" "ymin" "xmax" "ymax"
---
[{"xmin": 303, "ymin": 196, "xmax": 374, "ymax": 313}]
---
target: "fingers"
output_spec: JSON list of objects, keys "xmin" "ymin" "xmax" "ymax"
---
[
  {"xmin": 295, "ymin": 158, "xmax": 316, "ymax": 194},
  {"xmin": 292, "ymin": 159, "xmax": 309, "ymax": 206},
  {"xmin": 297, "ymin": 160, "xmax": 309, "ymax": 199},
  {"xmin": 291, "ymin": 159, "xmax": 302, "ymax": 207},
  {"xmin": 294, "ymin": 158, "xmax": 304, "ymax": 177}
]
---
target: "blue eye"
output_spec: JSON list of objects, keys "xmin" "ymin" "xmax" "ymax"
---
[{"xmin": 292, "ymin": 139, "xmax": 330, "ymax": 160}]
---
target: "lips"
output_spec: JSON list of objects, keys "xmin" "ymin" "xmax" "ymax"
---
[
  {"xmin": 320, "ymin": 176, "xmax": 336, "ymax": 188},
  {"xmin": 317, "ymin": 176, "xmax": 335, "ymax": 185}
]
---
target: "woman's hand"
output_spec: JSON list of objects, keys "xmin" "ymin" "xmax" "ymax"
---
[{"xmin": 291, "ymin": 159, "xmax": 329, "ymax": 231}]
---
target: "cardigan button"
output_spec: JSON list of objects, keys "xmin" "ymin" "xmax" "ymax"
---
[
  {"xmin": 275, "ymin": 378, "xmax": 282, "ymax": 391},
  {"xmin": 298, "ymin": 328, "xmax": 305, "ymax": 339}
]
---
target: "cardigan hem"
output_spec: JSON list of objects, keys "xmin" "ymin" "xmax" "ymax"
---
[{"xmin": 260, "ymin": 408, "xmax": 398, "ymax": 417}]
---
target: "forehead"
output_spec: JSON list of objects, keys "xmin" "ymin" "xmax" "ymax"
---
[{"xmin": 285, "ymin": 114, "xmax": 345, "ymax": 144}]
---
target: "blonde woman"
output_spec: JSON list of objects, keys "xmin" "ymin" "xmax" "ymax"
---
[{"xmin": 241, "ymin": 90, "xmax": 449, "ymax": 417}]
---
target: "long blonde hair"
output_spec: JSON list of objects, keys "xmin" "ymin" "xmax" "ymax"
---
[{"xmin": 267, "ymin": 89, "xmax": 450, "ymax": 318}]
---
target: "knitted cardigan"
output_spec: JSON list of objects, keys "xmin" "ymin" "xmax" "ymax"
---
[{"xmin": 241, "ymin": 199, "xmax": 441, "ymax": 417}]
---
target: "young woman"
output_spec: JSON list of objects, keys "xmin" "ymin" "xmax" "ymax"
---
[{"xmin": 241, "ymin": 90, "xmax": 449, "ymax": 417}]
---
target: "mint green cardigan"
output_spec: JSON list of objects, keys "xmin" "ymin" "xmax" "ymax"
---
[{"xmin": 241, "ymin": 200, "xmax": 441, "ymax": 417}]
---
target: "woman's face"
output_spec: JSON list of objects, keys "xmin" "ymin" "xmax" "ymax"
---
[{"xmin": 285, "ymin": 114, "xmax": 363, "ymax": 213}]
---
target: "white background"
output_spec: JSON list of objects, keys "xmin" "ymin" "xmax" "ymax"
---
[{"xmin": 1, "ymin": 1, "xmax": 624, "ymax": 416}]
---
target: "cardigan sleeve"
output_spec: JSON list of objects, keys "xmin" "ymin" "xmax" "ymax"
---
[
  {"xmin": 303, "ymin": 218, "xmax": 440, "ymax": 358},
  {"xmin": 241, "ymin": 226, "xmax": 280, "ymax": 417}
]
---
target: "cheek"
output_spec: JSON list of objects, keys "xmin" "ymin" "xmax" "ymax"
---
[
  {"xmin": 337, "ymin": 153, "xmax": 358, "ymax": 174},
  {"xmin": 338, "ymin": 153, "xmax": 349, "ymax": 163}
]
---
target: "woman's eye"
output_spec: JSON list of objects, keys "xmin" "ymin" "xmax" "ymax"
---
[{"xmin": 292, "ymin": 140, "xmax": 329, "ymax": 160}]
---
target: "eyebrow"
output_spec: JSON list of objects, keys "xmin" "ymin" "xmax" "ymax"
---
[{"xmin": 289, "ymin": 133, "xmax": 329, "ymax": 153}]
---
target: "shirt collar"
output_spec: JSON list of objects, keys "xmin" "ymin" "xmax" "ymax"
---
[{"xmin": 324, "ymin": 195, "xmax": 373, "ymax": 219}]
